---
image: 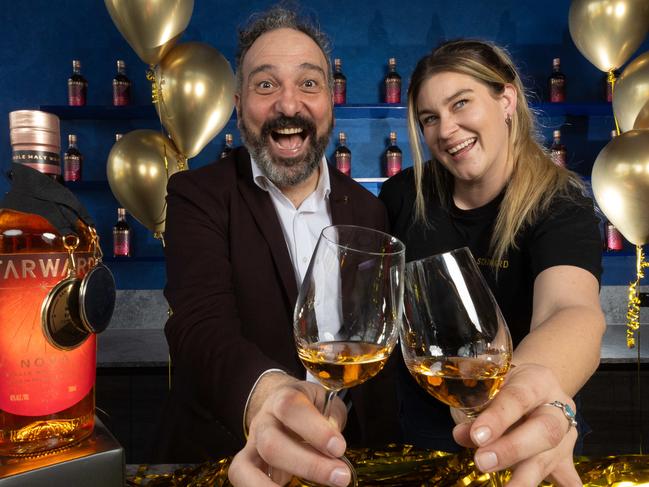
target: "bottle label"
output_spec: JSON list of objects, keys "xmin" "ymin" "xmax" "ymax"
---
[
  {"xmin": 68, "ymin": 80, "xmax": 87, "ymax": 106},
  {"xmin": 606, "ymin": 224, "xmax": 624, "ymax": 251},
  {"xmin": 549, "ymin": 78, "xmax": 565, "ymax": 103},
  {"xmin": 0, "ymin": 252, "xmax": 96, "ymax": 416},
  {"xmin": 336, "ymin": 153, "xmax": 351, "ymax": 176},
  {"xmin": 64, "ymin": 154, "xmax": 82, "ymax": 182},
  {"xmin": 333, "ymin": 79, "xmax": 346, "ymax": 105},
  {"xmin": 112, "ymin": 80, "xmax": 131, "ymax": 106},
  {"xmin": 12, "ymin": 150, "xmax": 61, "ymax": 176},
  {"xmin": 114, "ymin": 229, "xmax": 130, "ymax": 257},
  {"xmin": 550, "ymin": 148, "xmax": 566, "ymax": 167},
  {"xmin": 386, "ymin": 153, "xmax": 402, "ymax": 176},
  {"xmin": 385, "ymin": 80, "xmax": 401, "ymax": 104}
]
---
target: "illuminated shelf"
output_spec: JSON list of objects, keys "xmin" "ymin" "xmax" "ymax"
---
[{"xmin": 40, "ymin": 103, "xmax": 614, "ymax": 121}]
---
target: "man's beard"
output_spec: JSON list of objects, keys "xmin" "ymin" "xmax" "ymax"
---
[{"xmin": 239, "ymin": 114, "xmax": 332, "ymax": 188}]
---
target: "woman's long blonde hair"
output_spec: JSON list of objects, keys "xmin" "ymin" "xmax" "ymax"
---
[{"xmin": 407, "ymin": 39, "xmax": 584, "ymax": 267}]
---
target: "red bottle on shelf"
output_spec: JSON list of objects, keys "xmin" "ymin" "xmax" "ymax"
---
[
  {"xmin": 384, "ymin": 58, "xmax": 401, "ymax": 104},
  {"xmin": 334, "ymin": 132, "xmax": 351, "ymax": 176},
  {"xmin": 63, "ymin": 134, "xmax": 83, "ymax": 182},
  {"xmin": 113, "ymin": 208, "xmax": 131, "ymax": 257},
  {"xmin": 548, "ymin": 58, "xmax": 566, "ymax": 103},
  {"xmin": 112, "ymin": 59, "xmax": 131, "ymax": 106},
  {"xmin": 68, "ymin": 59, "xmax": 88, "ymax": 106},
  {"xmin": 333, "ymin": 58, "xmax": 347, "ymax": 105},
  {"xmin": 550, "ymin": 129, "xmax": 566, "ymax": 167},
  {"xmin": 384, "ymin": 131, "xmax": 402, "ymax": 177}
]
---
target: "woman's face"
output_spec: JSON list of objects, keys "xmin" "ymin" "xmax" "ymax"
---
[{"xmin": 416, "ymin": 71, "xmax": 517, "ymax": 193}]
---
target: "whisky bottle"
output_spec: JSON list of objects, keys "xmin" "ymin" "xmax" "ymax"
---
[
  {"xmin": 63, "ymin": 134, "xmax": 83, "ymax": 182},
  {"xmin": 68, "ymin": 59, "xmax": 88, "ymax": 106},
  {"xmin": 333, "ymin": 58, "xmax": 347, "ymax": 105},
  {"xmin": 550, "ymin": 129, "xmax": 566, "ymax": 167},
  {"xmin": 384, "ymin": 58, "xmax": 401, "ymax": 104},
  {"xmin": 548, "ymin": 58, "xmax": 566, "ymax": 103},
  {"xmin": 220, "ymin": 133, "xmax": 233, "ymax": 159},
  {"xmin": 113, "ymin": 208, "xmax": 131, "ymax": 257},
  {"xmin": 112, "ymin": 59, "xmax": 131, "ymax": 106},
  {"xmin": 385, "ymin": 131, "xmax": 402, "ymax": 177},
  {"xmin": 0, "ymin": 110, "xmax": 96, "ymax": 456},
  {"xmin": 334, "ymin": 132, "xmax": 351, "ymax": 176}
]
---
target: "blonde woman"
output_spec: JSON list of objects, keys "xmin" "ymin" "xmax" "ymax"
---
[{"xmin": 379, "ymin": 39, "xmax": 605, "ymax": 487}]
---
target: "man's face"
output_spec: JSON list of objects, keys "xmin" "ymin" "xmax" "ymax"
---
[{"xmin": 236, "ymin": 28, "xmax": 334, "ymax": 188}]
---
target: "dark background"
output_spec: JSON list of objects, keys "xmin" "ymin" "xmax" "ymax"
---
[
  {"xmin": 2, "ymin": 0, "xmax": 648, "ymax": 463},
  {"xmin": 2, "ymin": 0, "xmax": 647, "ymax": 288}
]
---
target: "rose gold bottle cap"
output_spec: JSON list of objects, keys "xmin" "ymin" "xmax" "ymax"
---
[
  {"xmin": 9, "ymin": 110, "xmax": 60, "ymax": 152},
  {"xmin": 388, "ymin": 57, "xmax": 396, "ymax": 65},
  {"xmin": 553, "ymin": 58, "xmax": 560, "ymax": 66},
  {"xmin": 553, "ymin": 129, "xmax": 561, "ymax": 138}
]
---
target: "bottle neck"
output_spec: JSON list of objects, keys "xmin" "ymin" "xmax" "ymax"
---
[{"xmin": 12, "ymin": 148, "xmax": 62, "ymax": 179}]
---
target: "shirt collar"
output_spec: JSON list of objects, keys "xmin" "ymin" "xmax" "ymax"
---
[{"xmin": 251, "ymin": 155, "xmax": 331, "ymax": 202}]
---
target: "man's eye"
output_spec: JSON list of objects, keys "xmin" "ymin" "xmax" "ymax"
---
[
  {"xmin": 303, "ymin": 79, "xmax": 319, "ymax": 89},
  {"xmin": 258, "ymin": 81, "xmax": 273, "ymax": 89}
]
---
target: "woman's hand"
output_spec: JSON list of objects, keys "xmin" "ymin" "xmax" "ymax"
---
[
  {"xmin": 228, "ymin": 381, "xmax": 351, "ymax": 487},
  {"xmin": 452, "ymin": 363, "xmax": 582, "ymax": 487}
]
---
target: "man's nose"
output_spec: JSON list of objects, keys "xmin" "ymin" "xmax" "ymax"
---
[{"xmin": 274, "ymin": 85, "xmax": 302, "ymax": 117}]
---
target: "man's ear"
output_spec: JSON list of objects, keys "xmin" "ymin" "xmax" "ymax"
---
[{"xmin": 234, "ymin": 93, "xmax": 241, "ymax": 129}]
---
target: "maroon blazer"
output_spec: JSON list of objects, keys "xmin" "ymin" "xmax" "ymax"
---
[{"xmin": 153, "ymin": 147, "xmax": 401, "ymax": 462}]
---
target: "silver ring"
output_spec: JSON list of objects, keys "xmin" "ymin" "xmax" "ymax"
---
[{"xmin": 542, "ymin": 400, "xmax": 578, "ymax": 431}]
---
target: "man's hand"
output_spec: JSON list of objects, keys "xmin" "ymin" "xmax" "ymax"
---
[{"xmin": 228, "ymin": 379, "xmax": 351, "ymax": 486}]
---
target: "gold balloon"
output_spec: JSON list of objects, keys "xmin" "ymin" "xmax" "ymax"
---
[
  {"xmin": 155, "ymin": 42, "xmax": 235, "ymax": 159},
  {"xmin": 107, "ymin": 130, "xmax": 185, "ymax": 234},
  {"xmin": 569, "ymin": 0, "xmax": 649, "ymax": 72},
  {"xmin": 591, "ymin": 129, "xmax": 649, "ymax": 246},
  {"xmin": 615, "ymin": 51, "xmax": 649, "ymax": 132},
  {"xmin": 633, "ymin": 99, "xmax": 649, "ymax": 130},
  {"xmin": 104, "ymin": 0, "xmax": 194, "ymax": 65}
]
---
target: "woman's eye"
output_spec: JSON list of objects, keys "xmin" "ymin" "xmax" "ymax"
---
[
  {"xmin": 421, "ymin": 115, "xmax": 438, "ymax": 125},
  {"xmin": 454, "ymin": 99, "xmax": 468, "ymax": 109}
]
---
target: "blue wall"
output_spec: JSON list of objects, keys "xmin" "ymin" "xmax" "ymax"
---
[{"xmin": 2, "ymin": 0, "xmax": 646, "ymax": 287}]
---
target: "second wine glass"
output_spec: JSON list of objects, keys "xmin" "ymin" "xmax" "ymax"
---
[
  {"xmin": 294, "ymin": 224, "xmax": 405, "ymax": 487},
  {"xmin": 401, "ymin": 247, "xmax": 513, "ymax": 486}
]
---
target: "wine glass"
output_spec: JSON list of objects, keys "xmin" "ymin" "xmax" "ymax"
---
[
  {"xmin": 400, "ymin": 247, "xmax": 513, "ymax": 487},
  {"xmin": 293, "ymin": 224, "xmax": 405, "ymax": 487}
]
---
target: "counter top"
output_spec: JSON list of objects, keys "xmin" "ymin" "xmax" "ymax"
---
[{"xmin": 97, "ymin": 324, "xmax": 649, "ymax": 368}]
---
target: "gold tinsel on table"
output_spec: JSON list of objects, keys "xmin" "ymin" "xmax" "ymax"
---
[{"xmin": 125, "ymin": 445, "xmax": 649, "ymax": 486}]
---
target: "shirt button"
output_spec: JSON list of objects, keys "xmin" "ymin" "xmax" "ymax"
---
[{"xmin": 302, "ymin": 257, "xmax": 308, "ymax": 263}]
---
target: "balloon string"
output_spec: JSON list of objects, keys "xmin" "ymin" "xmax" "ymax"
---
[
  {"xmin": 608, "ymin": 69, "xmax": 621, "ymax": 135},
  {"xmin": 626, "ymin": 245, "xmax": 649, "ymax": 348}
]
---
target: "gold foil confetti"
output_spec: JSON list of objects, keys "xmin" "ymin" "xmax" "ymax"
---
[{"xmin": 125, "ymin": 448, "xmax": 649, "ymax": 486}]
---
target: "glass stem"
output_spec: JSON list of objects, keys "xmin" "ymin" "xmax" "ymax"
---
[{"xmin": 322, "ymin": 389, "xmax": 339, "ymax": 418}]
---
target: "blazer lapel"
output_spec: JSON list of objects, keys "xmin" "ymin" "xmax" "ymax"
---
[
  {"xmin": 329, "ymin": 169, "xmax": 355, "ymax": 226},
  {"xmin": 236, "ymin": 153, "xmax": 298, "ymax": 306}
]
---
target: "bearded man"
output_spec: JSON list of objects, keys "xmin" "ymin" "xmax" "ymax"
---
[{"xmin": 154, "ymin": 5, "xmax": 400, "ymax": 469}]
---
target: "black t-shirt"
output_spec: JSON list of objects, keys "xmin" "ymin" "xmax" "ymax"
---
[{"xmin": 378, "ymin": 164, "xmax": 602, "ymax": 450}]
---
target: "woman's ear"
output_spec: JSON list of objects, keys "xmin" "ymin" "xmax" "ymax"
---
[{"xmin": 501, "ymin": 83, "xmax": 517, "ymax": 120}]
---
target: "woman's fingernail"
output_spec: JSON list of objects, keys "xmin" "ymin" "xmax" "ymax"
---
[
  {"xmin": 473, "ymin": 426, "xmax": 492, "ymax": 445},
  {"xmin": 326, "ymin": 436, "xmax": 345, "ymax": 457},
  {"xmin": 329, "ymin": 466, "xmax": 351, "ymax": 487},
  {"xmin": 475, "ymin": 451, "xmax": 498, "ymax": 472}
]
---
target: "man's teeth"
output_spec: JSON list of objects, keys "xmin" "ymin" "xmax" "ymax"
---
[
  {"xmin": 275, "ymin": 127, "xmax": 304, "ymax": 135},
  {"xmin": 448, "ymin": 138, "xmax": 476, "ymax": 155}
]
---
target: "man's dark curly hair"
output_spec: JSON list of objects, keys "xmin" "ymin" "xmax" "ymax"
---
[{"xmin": 235, "ymin": 3, "xmax": 333, "ymax": 93}]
